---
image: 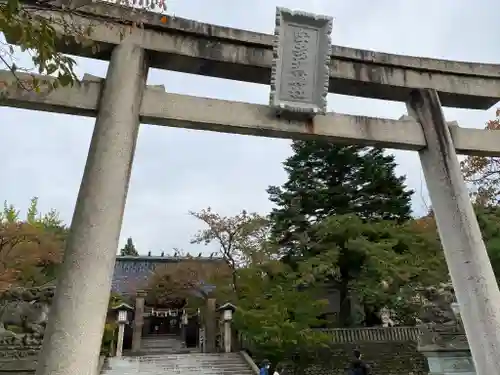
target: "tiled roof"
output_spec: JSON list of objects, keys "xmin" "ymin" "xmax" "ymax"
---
[{"xmin": 111, "ymin": 255, "xmax": 223, "ymax": 296}]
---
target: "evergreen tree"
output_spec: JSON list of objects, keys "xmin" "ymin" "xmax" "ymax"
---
[
  {"xmin": 267, "ymin": 141, "xmax": 414, "ymax": 259},
  {"xmin": 120, "ymin": 237, "xmax": 139, "ymax": 256}
]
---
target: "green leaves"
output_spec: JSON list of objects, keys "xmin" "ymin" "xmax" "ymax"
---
[
  {"xmin": 189, "ymin": 208, "xmax": 330, "ymax": 368},
  {"xmin": 301, "ymin": 214, "xmax": 448, "ymax": 325},
  {"xmin": 233, "ymin": 259, "xmax": 330, "ymax": 368},
  {"xmin": 0, "ymin": 198, "xmax": 66, "ymax": 291},
  {"xmin": 268, "ymin": 141, "xmax": 413, "ymax": 259},
  {"xmin": 0, "ymin": 0, "xmax": 94, "ymax": 93},
  {"xmin": 120, "ymin": 237, "xmax": 139, "ymax": 256}
]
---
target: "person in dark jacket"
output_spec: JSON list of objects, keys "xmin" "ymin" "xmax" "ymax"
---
[{"xmin": 348, "ymin": 349, "xmax": 370, "ymax": 375}]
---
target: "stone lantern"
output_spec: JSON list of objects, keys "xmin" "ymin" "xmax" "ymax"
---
[
  {"xmin": 180, "ymin": 309, "xmax": 189, "ymax": 347},
  {"xmin": 218, "ymin": 302, "xmax": 236, "ymax": 353},
  {"xmin": 110, "ymin": 303, "xmax": 133, "ymax": 358}
]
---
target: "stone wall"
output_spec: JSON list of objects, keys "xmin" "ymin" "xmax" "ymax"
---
[
  {"xmin": 0, "ymin": 286, "xmax": 53, "ymax": 375},
  {"xmin": 307, "ymin": 328, "xmax": 427, "ymax": 375},
  {"xmin": 245, "ymin": 327, "xmax": 428, "ymax": 375},
  {"xmin": 0, "ymin": 343, "xmax": 41, "ymax": 374},
  {"xmin": 305, "ymin": 341, "xmax": 427, "ymax": 375},
  {"xmin": 0, "ymin": 344, "xmax": 106, "ymax": 375},
  {"xmin": 314, "ymin": 327, "xmax": 425, "ymax": 373}
]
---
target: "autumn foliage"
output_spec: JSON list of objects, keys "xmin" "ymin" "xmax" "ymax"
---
[
  {"xmin": 0, "ymin": 198, "xmax": 65, "ymax": 292},
  {"xmin": 146, "ymin": 257, "xmax": 231, "ymax": 308},
  {"xmin": 461, "ymin": 109, "xmax": 500, "ymax": 206}
]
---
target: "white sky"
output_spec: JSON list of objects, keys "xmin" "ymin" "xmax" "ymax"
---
[{"xmin": 0, "ymin": 0, "xmax": 499, "ymax": 255}]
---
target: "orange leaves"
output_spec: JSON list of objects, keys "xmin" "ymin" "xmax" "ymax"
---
[
  {"xmin": 0, "ymin": 221, "xmax": 63, "ymax": 291},
  {"xmin": 410, "ymin": 214, "xmax": 437, "ymax": 233},
  {"xmin": 460, "ymin": 109, "xmax": 500, "ymax": 206},
  {"xmin": 146, "ymin": 258, "xmax": 230, "ymax": 305}
]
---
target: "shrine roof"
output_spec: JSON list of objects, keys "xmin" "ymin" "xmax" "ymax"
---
[{"xmin": 111, "ymin": 255, "xmax": 223, "ymax": 295}]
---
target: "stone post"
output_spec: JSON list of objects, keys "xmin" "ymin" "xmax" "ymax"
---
[
  {"xmin": 181, "ymin": 310, "xmax": 188, "ymax": 348},
  {"xmin": 407, "ymin": 89, "xmax": 500, "ymax": 375},
  {"xmin": 204, "ymin": 298, "xmax": 217, "ymax": 353},
  {"xmin": 115, "ymin": 324, "xmax": 125, "ymax": 358},
  {"xmin": 115, "ymin": 309, "xmax": 128, "ymax": 358},
  {"xmin": 132, "ymin": 290, "xmax": 147, "ymax": 353},
  {"xmin": 35, "ymin": 42, "xmax": 149, "ymax": 375},
  {"xmin": 418, "ymin": 325, "xmax": 475, "ymax": 375},
  {"xmin": 223, "ymin": 321, "xmax": 231, "ymax": 353}
]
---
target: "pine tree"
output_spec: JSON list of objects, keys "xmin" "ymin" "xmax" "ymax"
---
[
  {"xmin": 120, "ymin": 237, "xmax": 139, "ymax": 256},
  {"xmin": 268, "ymin": 141, "xmax": 414, "ymax": 259}
]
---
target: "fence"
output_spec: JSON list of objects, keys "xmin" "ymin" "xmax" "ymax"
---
[{"xmin": 315, "ymin": 327, "xmax": 420, "ymax": 343}]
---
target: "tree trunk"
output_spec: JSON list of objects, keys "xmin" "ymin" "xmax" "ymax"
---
[{"xmin": 338, "ymin": 279, "xmax": 351, "ymax": 326}]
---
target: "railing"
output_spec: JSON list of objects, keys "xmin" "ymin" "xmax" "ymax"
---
[
  {"xmin": 239, "ymin": 327, "xmax": 420, "ymax": 356},
  {"xmin": 315, "ymin": 327, "xmax": 420, "ymax": 343}
]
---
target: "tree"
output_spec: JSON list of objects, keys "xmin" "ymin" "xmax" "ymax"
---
[
  {"xmin": 120, "ymin": 237, "xmax": 138, "ymax": 256},
  {"xmin": 190, "ymin": 208, "xmax": 330, "ymax": 373},
  {"xmin": 234, "ymin": 260, "xmax": 330, "ymax": 374},
  {"xmin": 423, "ymin": 204, "xmax": 500, "ymax": 285},
  {"xmin": 461, "ymin": 109, "xmax": 500, "ymax": 206},
  {"xmin": 298, "ymin": 214, "xmax": 448, "ymax": 326},
  {"xmin": 1, "ymin": 0, "xmax": 84, "ymax": 91},
  {"xmin": 0, "ymin": 0, "xmax": 166, "ymax": 92},
  {"xmin": 0, "ymin": 197, "xmax": 65, "ymax": 291},
  {"xmin": 146, "ymin": 257, "xmax": 231, "ymax": 311},
  {"xmin": 189, "ymin": 208, "xmax": 274, "ymax": 297},
  {"xmin": 267, "ymin": 141, "xmax": 414, "ymax": 260}
]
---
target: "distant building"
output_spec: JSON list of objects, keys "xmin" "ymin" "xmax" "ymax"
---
[
  {"xmin": 110, "ymin": 254, "xmax": 226, "ymax": 350},
  {"xmin": 111, "ymin": 254, "xmax": 225, "ymax": 297}
]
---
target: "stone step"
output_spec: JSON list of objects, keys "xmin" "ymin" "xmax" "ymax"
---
[
  {"xmin": 141, "ymin": 336, "xmax": 186, "ymax": 354},
  {"xmin": 142, "ymin": 342, "xmax": 184, "ymax": 347},
  {"xmin": 142, "ymin": 346, "xmax": 185, "ymax": 350},
  {"xmin": 101, "ymin": 353, "xmax": 254, "ymax": 375}
]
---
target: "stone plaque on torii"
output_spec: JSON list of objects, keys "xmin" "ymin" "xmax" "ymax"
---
[
  {"xmin": 270, "ymin": 7, "xmax": 332, "ymax": 118},
  {"xmin": 1, "ymin": 3, "xmax": 500, "ymax": 375}
]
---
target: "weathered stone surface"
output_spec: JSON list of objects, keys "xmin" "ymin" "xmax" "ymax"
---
[
  {"xmin": 0, "ymin": 286, "xmax": 54, "ymax": 342},
  {"xmin": 15, "ymin": 2, "xmax": 500, "ymax": 109},
  {"xmin": 417, "ymin": 324, "xmax": 474, "ymax": 375},
  {"xmin": 4, "ymin": 70, "xmax": 500, "ymax": 158},
  {"xmin": 418, "ymin": 324, "xmax": 468, "ymax": 351},
  {"xmin": 0, "ymin": 286, "xmax": 54, "ymax": 374},
  {"xmin": 269, "ymin": 7, "xmax": 332, "ymax": 117},
  {"xmin": 102, "ymin": 352, "xmax": 255, "ymax": 375},
  {"xmin": 417, "ymin": 283, "xmax": 457, "ymax": 325},
  {"xmin": 285, "ymin": 342, "xmax": 427, "ymax": 375}
]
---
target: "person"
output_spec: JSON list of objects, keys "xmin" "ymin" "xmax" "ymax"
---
[
  {"xmin": 273, "ymin": 364, "xmax": 283, "ymax": 375},
  {"xmin": 259, "ymin": 359, "xmax": 270, "ymax": 375},
  {"xmin": 348, "ymin": 349, "xmax": 370, "ymax": 375}
]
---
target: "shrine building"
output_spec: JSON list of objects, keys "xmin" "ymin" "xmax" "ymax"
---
[{"xmin": 110, "ymin": 254, "xmax": 225, "ymax": 352}]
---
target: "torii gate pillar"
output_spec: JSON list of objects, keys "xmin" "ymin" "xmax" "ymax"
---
[
  {"xmin": 35, "ymin": 42, "xmax": 149, "ymax": 375},
  {"xmin": 407, "ymin": 89, "xmax": 500, "ymax": 375}
]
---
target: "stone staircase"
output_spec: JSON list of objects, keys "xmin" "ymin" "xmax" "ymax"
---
[
  {"xmin": 140, "ymin": 334, "xmax": 186, "ymax": 354},
  {"xmin": 101, "ymin": 352, "xmax": 256, "ymax": 375}
]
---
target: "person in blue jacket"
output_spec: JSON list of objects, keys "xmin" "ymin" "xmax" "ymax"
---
[{"xmin": 259, "ymin": 359, "xmax": 271, "ymax": 375}]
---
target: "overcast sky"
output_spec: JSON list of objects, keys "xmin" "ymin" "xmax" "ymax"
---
[{"xmin": 0, "ymin": 0, "xmax": 499, "ymax": 255}]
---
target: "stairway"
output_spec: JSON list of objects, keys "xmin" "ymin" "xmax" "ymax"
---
[
  {"xmin": 140, "ymin": 334, "xmax": 186, "ymax": 354},
  {"xmin": 101, "ymin": 352, "xmax": 255, "ymax": 375}
]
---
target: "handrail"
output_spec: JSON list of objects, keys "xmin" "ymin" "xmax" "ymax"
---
[{"xmin": 315, "ymin": 327, "xmax": 420, "ymax": 342}]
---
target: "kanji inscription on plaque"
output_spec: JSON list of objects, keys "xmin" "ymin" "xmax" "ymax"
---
[{"xmin": 270, "ymin": 7, "xmax": 333, "ymax": 118}]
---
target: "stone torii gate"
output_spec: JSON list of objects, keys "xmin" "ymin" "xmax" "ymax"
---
[{"xmin": 2, "ymin": 3, "xmax": 500, "ymax": 375}]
